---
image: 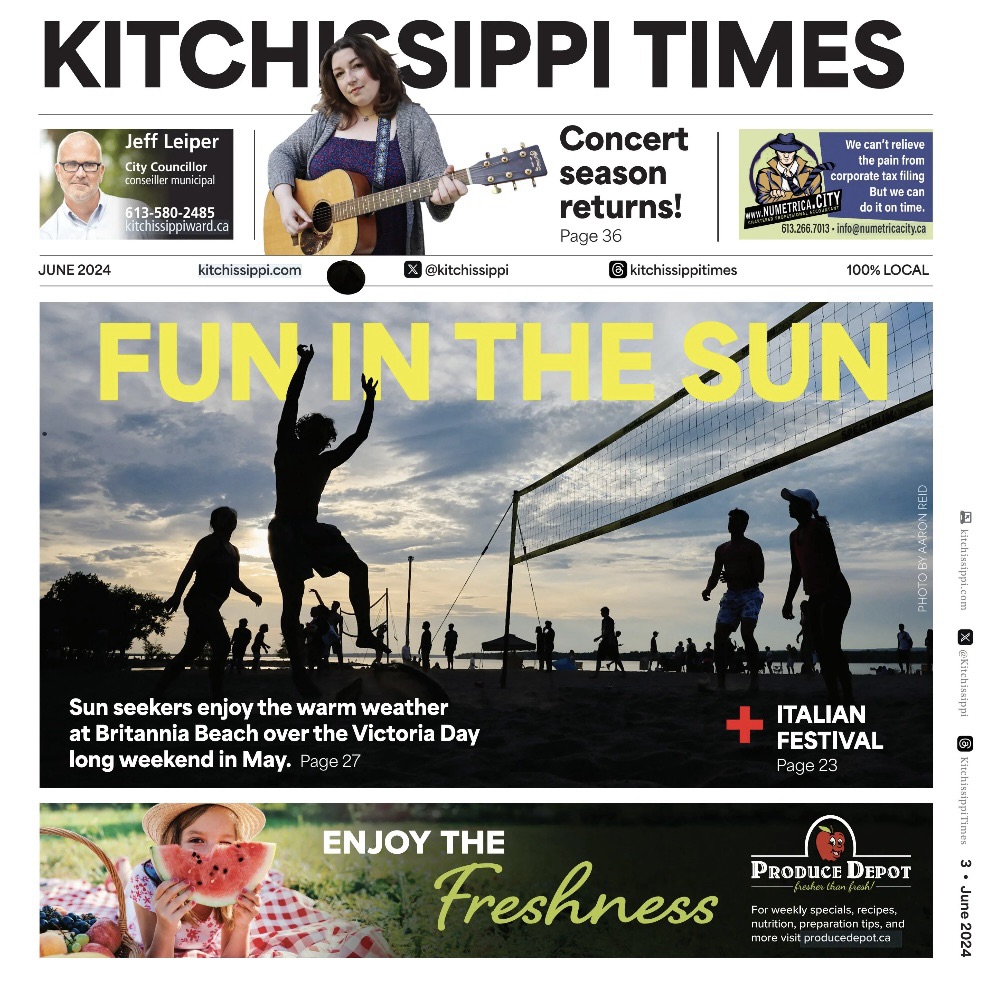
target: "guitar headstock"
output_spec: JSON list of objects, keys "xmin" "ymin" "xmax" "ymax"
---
[{"xmin": 468, "ymin": 144, "xmax": 547, "ymax": 192}]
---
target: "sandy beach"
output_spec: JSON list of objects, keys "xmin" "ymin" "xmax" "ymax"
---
[
  {"xmin": 342, "ymin": 665, "xmax": 933, "ymax": 789},
  {"xmin": 44, "ymin": 660, "xmax": 931, "ymax": 790}
]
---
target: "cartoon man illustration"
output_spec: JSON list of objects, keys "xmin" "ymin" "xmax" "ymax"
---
[{"xmin": 755, "ymin": 133, "xmax": 824, "ymax": 204}]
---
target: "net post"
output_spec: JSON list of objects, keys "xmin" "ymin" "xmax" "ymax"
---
[
  {"xmin": 404, "ymin": 556, "xmax": 413, "ymax": 652},
  {"xmin": 500, "ymin": 490, "xmax": 520, "ymax": 689}
]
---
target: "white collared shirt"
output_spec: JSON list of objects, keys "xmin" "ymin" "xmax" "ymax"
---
[
  {"xmin": 40, "ymin": 191, "xmax": 151, "ymax": 240},
  {"xmin": 777, "ymin": 160, "xmax": 801, "ymax": 192}
]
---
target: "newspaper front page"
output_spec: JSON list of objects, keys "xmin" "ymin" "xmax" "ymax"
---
[{"xmin": 16, "ymin": 0, "xmax": 976, "ymax": 974}]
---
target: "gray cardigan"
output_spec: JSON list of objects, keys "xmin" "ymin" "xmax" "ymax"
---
[{"xmin": 267, "ymin": 101, "xmax": 454, "ymax": 255}]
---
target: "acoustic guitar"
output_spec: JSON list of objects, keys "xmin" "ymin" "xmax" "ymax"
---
[{"xmin": 263, "ymin": 144, "xmax": 546, "ymax": 256}]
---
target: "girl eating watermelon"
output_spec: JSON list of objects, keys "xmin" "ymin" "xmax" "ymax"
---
[
  {"xmin": 130, "ymin": 803, "xmax": 265, "ymax": 957},
  {"xmin": 127, "ymin": 803, "xmax": 393, "ymax": 958}
]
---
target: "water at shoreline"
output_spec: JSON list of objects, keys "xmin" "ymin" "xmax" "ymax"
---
[{"xmin": 315, "ymin": 651, "xmax": 931, "ymax": 677}]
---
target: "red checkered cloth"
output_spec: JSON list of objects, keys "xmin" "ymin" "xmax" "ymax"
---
[{"xmin": 40, "ymin": 869, "xmax": 394, "ymax": 959}]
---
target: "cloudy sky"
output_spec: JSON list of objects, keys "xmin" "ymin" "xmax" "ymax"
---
[{"xmin": 40, "ymin": 300, "xmax": 932, "ymax": 656}]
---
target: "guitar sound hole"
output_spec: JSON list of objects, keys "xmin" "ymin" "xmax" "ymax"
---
[{"xmin": 312, "ymin": 201, "xmax": 333, "ymax": 233}]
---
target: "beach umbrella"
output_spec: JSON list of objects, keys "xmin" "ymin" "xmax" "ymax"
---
[{"xmin": 480, "ymin": 633, "xmax": 536, "ymax": 652}]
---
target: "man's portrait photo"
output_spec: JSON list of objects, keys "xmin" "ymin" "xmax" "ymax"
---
[{"xmin": 40, "ymin": 131, "xmax": 151, "ymax": 240}]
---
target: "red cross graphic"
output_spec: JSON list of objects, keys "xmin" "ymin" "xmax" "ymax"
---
[{"xmin": 726, "ymin": 705, "xmax": 764, "ymax": 743}]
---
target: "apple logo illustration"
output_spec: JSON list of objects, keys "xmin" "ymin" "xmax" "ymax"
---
[{"xmin": 814, "ymin": 824, "xmax": 845, "ymax": 861}]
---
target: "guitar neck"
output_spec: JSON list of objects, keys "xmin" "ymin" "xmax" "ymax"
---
[{"xmin": 333, "ymin": 168, "xmax": 471, "ymax": 221}]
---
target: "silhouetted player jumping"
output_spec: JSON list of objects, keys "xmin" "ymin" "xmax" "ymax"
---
[{"xmin": 268, "ymin": 344, "xmax": 389, "ymax": 695}]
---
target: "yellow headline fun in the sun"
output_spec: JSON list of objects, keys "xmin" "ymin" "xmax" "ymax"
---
[{"xmin": 99, "ymin": 320, "xmax": 888, "ymax": 404}]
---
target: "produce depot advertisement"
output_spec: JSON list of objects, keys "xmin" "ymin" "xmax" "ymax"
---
[
  {"xmin": 17, "ymin": 1, "xmax": 977, "ymax": 977},
  {"xmin": 39, "ymin": 803, "xmax": 932, "ymax": 958}
]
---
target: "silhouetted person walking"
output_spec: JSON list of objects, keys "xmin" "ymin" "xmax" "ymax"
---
[
  {"xmin": 155, "ymin": 506, "xmax": 261, "ymax": 698},
  {"xmin": 702, "ymin": 508, "xmax": 764, "ymax": 691},
  {"xmin": 443, "ymin": 624, "xmax": 458, "ymax": 668},
  {"xmin": 251, "ymin": 623, "xmax": 270, "ymax": 670},
  {"xmin": 372, "ymin": 622, "xmax": 388, "ymax": 664},
  {"xmin": 268, "ymin": 344, "xmax": 389, "ymax": 696},
  {"xmin": 229, "ymin": 619, "xmax": 251, "ymax": 674},
  {"xmin": 594, "ymin": 607, "xmax": 621, "ymax": 673},
  {"xmin": 897, "ymin": 623, "xmax": 913, "ymax": 674},
  {"xmin": 781, "ymin": 488, "xmax": 853, "ymax": 705}
]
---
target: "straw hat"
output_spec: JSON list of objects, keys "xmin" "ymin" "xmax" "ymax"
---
[{"xmin": 142, "ymin": 803, "xmax": 266, "ymax": 844}]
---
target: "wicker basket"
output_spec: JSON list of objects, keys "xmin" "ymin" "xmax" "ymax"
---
[{"xmin": 40, "ymin": 827, "xmax": 142, "ymax": 958}]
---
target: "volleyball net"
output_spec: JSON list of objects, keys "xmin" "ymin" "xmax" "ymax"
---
[{"xmin": 512, "ymin": 300, "xmax": 933, "ymax": 564}]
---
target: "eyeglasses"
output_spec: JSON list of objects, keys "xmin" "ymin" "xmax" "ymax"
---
[{"xmin": 58, "ymin": 161, "xmax": 102, "ymax": 173}]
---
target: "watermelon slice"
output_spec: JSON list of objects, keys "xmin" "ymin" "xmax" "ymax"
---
[{"xmin": 149, "ymin": 842, "xmax": 276, "ymax": 907}]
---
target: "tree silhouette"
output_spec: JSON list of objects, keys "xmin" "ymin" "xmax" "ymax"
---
[{"xmin": 41, "ymin": 571, "xmax": 172, "ymax": 661}]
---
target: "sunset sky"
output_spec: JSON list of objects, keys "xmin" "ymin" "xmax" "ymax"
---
[{"xmin": 40, "ymin": 300, "xmax": 932, "ymax": 657}]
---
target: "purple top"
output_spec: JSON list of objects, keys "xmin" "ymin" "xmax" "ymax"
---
[{"xmin": 309, "ymin": 134, "xmax": 408, "ymax": 256}]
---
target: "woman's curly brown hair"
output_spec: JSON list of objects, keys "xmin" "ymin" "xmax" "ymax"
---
[{"xmin": 313, "ymin": 35, "xmax": 407, "ymax": 128}]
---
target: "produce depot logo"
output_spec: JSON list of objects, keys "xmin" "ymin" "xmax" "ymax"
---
[{"xmin": 750, "ymin": 815, "xmax": 912, "ymax": 894}]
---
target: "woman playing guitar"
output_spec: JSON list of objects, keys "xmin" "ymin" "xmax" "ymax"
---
[{"xmin": 268, "ymin": 34, "xmax": 467, "ymax": 255}]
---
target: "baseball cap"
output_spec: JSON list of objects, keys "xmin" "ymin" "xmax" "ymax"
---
[{"xmin": 781, "ymin": 488, "xmax": 819, "ymax": 511}]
